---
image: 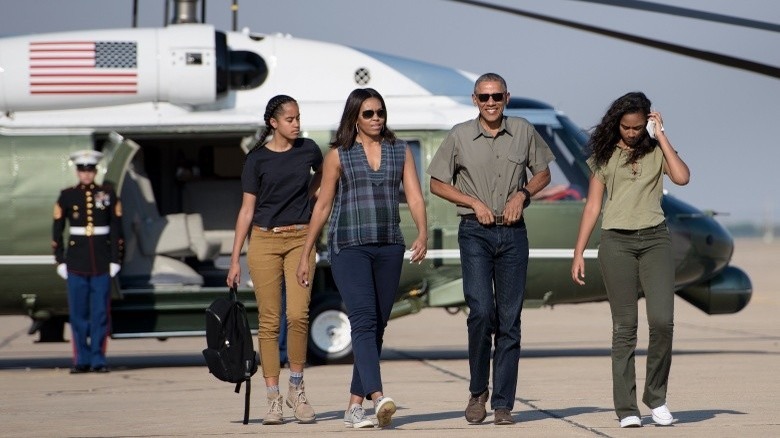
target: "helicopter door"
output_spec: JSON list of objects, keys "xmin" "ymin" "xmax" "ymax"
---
[
  {"xmin": 101, "ymin": 132, "xmax": 140, "ymax": 193},
  {"xmin": 99, "ymin": 133, "xmax": 139, "ymax": 299}
]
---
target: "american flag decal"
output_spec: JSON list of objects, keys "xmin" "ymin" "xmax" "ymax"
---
[{"xmin": 29, "ymin": 41, "xmax": 138, "ymax": 94}]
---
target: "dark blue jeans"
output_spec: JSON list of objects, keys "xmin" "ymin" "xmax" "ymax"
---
[
  {"xmin": 458, "ymin": 218, "xmax": 529, "ymax": 411},
  {"xmin": 330, "ymin": 243, "xmax": 405, "ymax": 399},
  {"xmin": 66, "ymin": 272, "xmax": 111, "ymax": 368}
]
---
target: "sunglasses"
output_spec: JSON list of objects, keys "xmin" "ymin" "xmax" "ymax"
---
[
  {"xmin": 476, "ymin": 93, "xmax": 505, "ymax": 103},
  {"xmin": 361, "ymin": 109, "xmax": 386, "ymax": 120}
]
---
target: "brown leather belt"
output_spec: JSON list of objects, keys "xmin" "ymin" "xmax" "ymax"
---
[
  {"xmin": 461, "ymin": 214, "xmax": 524, "ymax": 227},
  {"xmin": 257, "ymin": 224, "xmax": 308, "ymax": 233}
]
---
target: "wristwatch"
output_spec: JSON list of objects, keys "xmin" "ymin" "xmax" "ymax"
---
[{"xmin": 519, "ymin": 187, "xmax": 531, "ymax": 208}]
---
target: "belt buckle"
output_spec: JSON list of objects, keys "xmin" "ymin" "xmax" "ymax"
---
[
  {"xmin": 495, "ymin": 215, "xmax": 504, "ymax": 226},
  {"xmin": 272, "ymin": 226, "xmax": 281, "ymax": 233}
]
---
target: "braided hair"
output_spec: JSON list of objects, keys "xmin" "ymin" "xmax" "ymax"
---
[
  {"xmin": 588, "ymin": 91, "xmax": 656, "ymax": 168},
  {"xmin": 249, "ymin": 94, "xmax": 298, "ymax": 153}
]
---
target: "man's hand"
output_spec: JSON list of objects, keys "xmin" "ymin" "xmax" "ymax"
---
[
  {"xmin": 56, "ymin": 263, "xmax": 68, "ymax": 280},
  {"xmin": 471, "ymin": 201, "xmax": 495, "ymax": 225},
  {"xmin": 502, "ymin": 192, "xmax": 527, "ymax": 225},
  {"xmin": 109, "ymin": 263, "xmax": 121, "ymax": 278}
]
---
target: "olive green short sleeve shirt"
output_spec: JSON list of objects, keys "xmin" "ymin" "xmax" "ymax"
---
[
  {"xmin": 427, "ymin": 116, "xmax": 555, "ymax": 216},
  {"xmin": 588, "ymin": 146, "xmax": 666, "ymax": 230}
]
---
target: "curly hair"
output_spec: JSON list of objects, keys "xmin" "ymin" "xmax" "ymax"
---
[
  {"xmin": 331, "ymin": 88, "xmax": 396, "ymax": 149},
  {"xmin": 588, "ymin": 91, "xmax": 656, "ymax": 167},
  {"xmin": 249, "ymin": 94, "xmax": 298, "ymax": 153}
]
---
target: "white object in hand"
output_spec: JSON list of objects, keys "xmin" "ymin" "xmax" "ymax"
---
[
  {"xmin": 646, "ymin": 120, "xmax": 657, "ymax": 139},
  {"xmin": 110, "ymin": 263, "xmax": 121, "ymax": 278},
  {"xmin": 56, "ymin": 263, "xmax": 68, "ymax": 279}
]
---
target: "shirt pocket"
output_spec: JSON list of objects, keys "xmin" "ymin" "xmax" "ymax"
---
[{"xmin": 506, "ymin": 154, "xmax": 526, "ymax": 185}]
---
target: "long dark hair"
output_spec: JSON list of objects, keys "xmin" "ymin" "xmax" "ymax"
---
[
  {"xmin": 588, "ymin": 91, "xmax": 656, "ymax": 167},
  {"xmin": 331, "ymin": 88, "xmax": 396, "ymax": 149},
  {"xmin": 249, "ymin": 94, "xmax": 297, "ymax": 153}
]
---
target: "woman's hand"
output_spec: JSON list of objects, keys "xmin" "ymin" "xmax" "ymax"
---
[
  {"xmin": 648, "ymin": 111, "xmax": 665, "ymax": 138},
  {"xmin": 408, "ymin": 235, "xmax": 428, "ymax": 264},
  {"xmin": 226, "ymin": 261, "xmax": 241, "ymax": 288},
  {"xmin": 296, "ymin": 253, "xmax": 311, "ymax": 288},
  {"xmin": 571, "ymin": 254, "xmax": 586, "ymax": 286}
]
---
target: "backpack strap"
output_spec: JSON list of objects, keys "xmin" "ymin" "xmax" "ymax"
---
[{"xmin": 243, "ymin": 377, "xmax": 251, "ymax": 425}]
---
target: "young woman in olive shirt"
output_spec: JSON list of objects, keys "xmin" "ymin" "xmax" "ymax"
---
[{"xmin": 571, "ymin": 91, "xmax": 690, "ymax": 428}]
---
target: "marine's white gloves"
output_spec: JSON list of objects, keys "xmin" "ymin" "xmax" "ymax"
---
[
  {"xmin": 109, "ymin": 263, "xmax": 121, "ymax": 278},
  {"xmin": 56, "ymin": 263, "xmax": 68, "ymax": 280}
]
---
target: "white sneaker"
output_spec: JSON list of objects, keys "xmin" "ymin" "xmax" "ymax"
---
[
  {"xmin": 651, "ymin": 404, "xmax": 674, "ymax": 425},
  {"xmin": 374, "ymin": 396, "xmax": 397, "ymax": 428},
  {"xmin": 620, "ymin": 415, "xmax": 642, "ymax": 428},
  {"xmin": 344, "ymin": 404, "xmax": 374, "ymax": 429}
]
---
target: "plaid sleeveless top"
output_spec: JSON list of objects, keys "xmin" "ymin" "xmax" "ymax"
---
[{"xmin": 328, "ymin": 139, "xmax": 406, "ymax": 257}]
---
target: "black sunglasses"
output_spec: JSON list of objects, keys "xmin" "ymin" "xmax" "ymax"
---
[
  {"xmin": 476, "ymin": 93, "xmax": 505, "ymax": 103},
  {"xmin": 361, "ymin": 109, "xmax": 386, "ymax": 120}
]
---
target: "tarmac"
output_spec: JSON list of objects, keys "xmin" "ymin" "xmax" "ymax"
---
[{"xmin": 1, "ymin": 238, "xmax": 778, "ymax": 437}]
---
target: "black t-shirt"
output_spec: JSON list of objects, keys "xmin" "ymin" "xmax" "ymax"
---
[{"xmin": 241, "ymin": 137, "xmax": 323, "ymax": 228}]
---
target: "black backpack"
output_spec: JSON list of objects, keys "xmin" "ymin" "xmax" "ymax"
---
[{"xmin": 202, "ymin": 286, "xmax": 260, "ymax": 424}]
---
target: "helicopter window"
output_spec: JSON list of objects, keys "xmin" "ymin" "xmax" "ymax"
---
[
  {"xmin": 531, "ymin": 123, "xmax": 588, "ymax": 201},
  {"xmin": 228, "ymin": 50, "xmax": 268, "ymax": 90},
  {"xmin": 398, "ymin": 139, "xmax": 422, "ymax": 204}
]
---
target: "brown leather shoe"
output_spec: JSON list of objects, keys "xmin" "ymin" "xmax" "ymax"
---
[
  {"xmin": 69, "ymin": 365, "xmax": 89, "ymax": 374},
  {"xmin": 494, "ymin": 408, "xmax": 515, "ymax": 425},
  {"xmin": 464, "ymin": 389, "xmax": 489, "ymax": 424}
]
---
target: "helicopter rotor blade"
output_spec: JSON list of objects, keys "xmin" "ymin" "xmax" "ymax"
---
[
  {"xmin": 447, "ymin": 0, "xmax": 780, "ymax": 79},
  {"xmin": 571, "ymin": 0, "xmax": 780, "ymax": 33}
]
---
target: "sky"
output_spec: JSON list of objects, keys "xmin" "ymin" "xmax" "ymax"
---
[{"xmin": 1, "ymin": 0, "xmax": 778, "ymax": 225}]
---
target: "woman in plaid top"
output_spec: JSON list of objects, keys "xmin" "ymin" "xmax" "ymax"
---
[{"xmin": 297, "ymin": 88, "xmax": 427, "ymax": 428}]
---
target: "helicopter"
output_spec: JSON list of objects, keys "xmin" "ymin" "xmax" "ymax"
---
[{"xmin": 0, "ymin": 0, "xmax": 754, "ymax": 364}]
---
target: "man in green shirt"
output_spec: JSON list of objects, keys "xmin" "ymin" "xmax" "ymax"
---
[{"xmin": 427, "ymin": 73, "xmax": 554, "ymax": 425}]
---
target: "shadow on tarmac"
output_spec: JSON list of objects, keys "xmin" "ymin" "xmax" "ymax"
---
[
  {"xmin": 673, "ymin": 409, "xmax": 747, "ymax": 424},
  {"xmin": 0, "ymin": 347, "xmax": 775, "ymax": 370},
  {"xmin": 383, "ymin": 347, "xmax": 778, "ymax": 361}
]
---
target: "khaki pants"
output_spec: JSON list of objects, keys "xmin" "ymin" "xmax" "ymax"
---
[
  {"xmin": 248, "ymin": 225, "xmax": 315, "ymax": 378},
  {"xmin": 598, "ymin": 223, "xmax": 675, "ymax": 420}
]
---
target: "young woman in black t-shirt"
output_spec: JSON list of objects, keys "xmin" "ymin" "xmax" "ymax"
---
[{"xmin": 227, "ymin": 95, "xmax": 323, "ymax": 425}]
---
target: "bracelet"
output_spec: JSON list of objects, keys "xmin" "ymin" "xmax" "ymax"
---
[{"xmin": 520, "ymin": 187, "xmax": 531, "ymax": 208}]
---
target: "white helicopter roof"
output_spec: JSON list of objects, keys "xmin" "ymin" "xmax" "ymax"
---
[{"xmin": 0, "ymin": 24, "xmax": 561, "ymax": 135}]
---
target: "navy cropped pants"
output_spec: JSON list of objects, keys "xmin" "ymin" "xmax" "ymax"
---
[{"xmin": 330, "ymin": 243, "xmax": 405, "ymax": 399}]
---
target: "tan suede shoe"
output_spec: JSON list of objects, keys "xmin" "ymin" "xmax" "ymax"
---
[{"xmin": 286, "ymin": 381, "xmax": 316, "ymax": 423}]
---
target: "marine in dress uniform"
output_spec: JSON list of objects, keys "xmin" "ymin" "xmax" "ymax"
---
[{"xmin": 52, "ymin": 150, "xmax": 123, "ymax": 373}]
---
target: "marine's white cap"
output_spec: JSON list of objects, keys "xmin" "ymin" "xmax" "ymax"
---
[{"xmin": 70, "ymin": 150, "xmax": 104, "ymax": 168}]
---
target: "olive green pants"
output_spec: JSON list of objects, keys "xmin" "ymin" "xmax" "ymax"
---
[
  {"xmin": 247, "ymin": 226, "xmax": 315, "ymax": 378},
  {"xmin": 598, "ymin": 223, "xmax": 674, "ymax": 420}
]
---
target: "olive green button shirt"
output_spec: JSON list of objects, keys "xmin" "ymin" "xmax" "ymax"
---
[
  {"xmin": 427, "ymin": 116, "xmax": 555, "ymax": 216},
  {"xmin": 589, "ymin": 146, "xmax": 666, "ymax": 230}
]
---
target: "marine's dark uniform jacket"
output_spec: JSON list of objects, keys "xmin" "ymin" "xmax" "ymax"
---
[{"xmin": 52, "ymin": 183, "xmax": 123, "ymax": 275}]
